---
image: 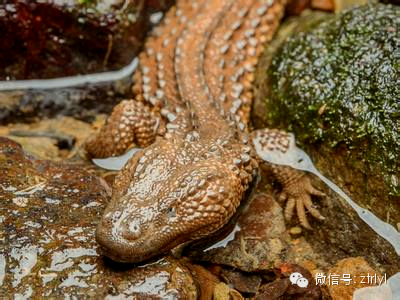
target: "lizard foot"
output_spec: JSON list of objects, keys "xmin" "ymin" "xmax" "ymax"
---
[
  {"xmin": 280, "ymin": 173, "xmax": 325, "ymax": 229},
  {"xmin": 251, "ymin": 128, "xmax": 326, "ymax": 229},
  {"xmin": 85, "ymin": 99, "xmax": 159, "ymax": 158}
]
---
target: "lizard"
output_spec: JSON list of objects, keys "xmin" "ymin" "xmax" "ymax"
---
[{"xmin": 85, "ymin": 0, "xmax": 326, "ymax": 263}]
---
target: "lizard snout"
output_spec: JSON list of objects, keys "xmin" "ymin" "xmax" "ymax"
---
[{"xmin": 119, "ymin": 221, "xmax": 142, "ymax": 241}]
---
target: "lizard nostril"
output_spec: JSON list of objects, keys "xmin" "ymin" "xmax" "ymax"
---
[
  {"xmin": 167, "ymin": 207, "xmax": 176, "ymax": 218},
  {"xmin": 120, "ymin": 222, "xmax": 141, "ymax": 241},
  {"xmin": 121, "ymin": 230, "xmax": 141, "ymax": 241}
]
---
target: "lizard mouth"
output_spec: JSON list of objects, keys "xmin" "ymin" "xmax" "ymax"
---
[
  {"xmin": 95, "ymin": 210, "xmax": 196, "ymax": 263},
  {"xmin": 95, "ymin": 222, "xmax": 170, "ymax": 263},
  {"xmin": 95, "ymin": 213, "xmax": 224, "ymax": 263}
]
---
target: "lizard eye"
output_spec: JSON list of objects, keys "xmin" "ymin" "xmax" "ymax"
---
[{"xmin": 167, "ymin": 207, "xmax": 176, "ymax": 218}]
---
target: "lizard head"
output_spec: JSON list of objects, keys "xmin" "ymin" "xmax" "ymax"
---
[{"xmin": 95, "ymin": 137, "xmax": 247, "ymax": 263}]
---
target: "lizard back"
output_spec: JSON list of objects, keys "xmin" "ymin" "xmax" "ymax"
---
[{"xmin": 132, "ymin": 0, "xmax": 284, "ymax": 133}]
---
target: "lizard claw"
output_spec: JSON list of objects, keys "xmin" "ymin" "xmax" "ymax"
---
[
  {"xmin": 281, "ymin": 175, "xmax": 325, "ymax": 230},
  {"xmin": 279, "ymin": 191, "xmax": 288, "ymax": 202}
]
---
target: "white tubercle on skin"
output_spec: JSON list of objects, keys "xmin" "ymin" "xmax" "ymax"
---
[
  {"xmin": 92, "ymin": 148, "xmax": 142, "ymax": 171},
  {"xmin": 150, "ymin": 12, "xmax": 164, "ymax": 24},
  {"xmin": 252, "ymin": 132, "xmax": 400, "ymax": 256}
]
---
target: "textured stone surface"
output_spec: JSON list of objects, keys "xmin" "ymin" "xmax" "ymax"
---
[
  {"xmin": 0, "ymin": 0, "xmax": 174, "ymax": 125},
  {"xmin": 0, "ymin": 116, "xmax": 92, "ymax": 160},
  {"xmin": 0, "ymin": 138, "xmax": 197, "ymax": 298},
  {"xmin": 259, "ymin": 4, "xmax": 400, "ymax": 196},
  {"xmin": 185, "ymin": 191, "xmax": 290, "ymax": 272},
  {"xmin": 253, "ymin": 7, "xmax": 400, "ymax": 280},
  {"xmin": 323, "ymin": 257, "xmax": 383, "ymax": 300},
  {"xmin": 0, "ymin": 0, "xmax": 173, "ymax": 80},
  {"xmin": 0, "ymin": 84, "xmax": 133, "ymax": 125}
]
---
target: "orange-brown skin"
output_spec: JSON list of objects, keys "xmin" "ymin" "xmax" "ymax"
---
[{"xmin": 86, "ymin": 0, "xmax": 324, "ymax": 263}]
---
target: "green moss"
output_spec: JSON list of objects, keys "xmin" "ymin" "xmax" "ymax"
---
[{"xmin": 266, "ymin": 4, "xmax": 399, "ymax": 195}]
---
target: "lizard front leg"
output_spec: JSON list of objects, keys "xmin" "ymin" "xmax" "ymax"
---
[
  {"xmin": 251, "ymin": 128, "xmax": 325, "ymax": 229},
  {"xmin": 85, "ymin": 99, "xmax": 161, "ymax": 158}
]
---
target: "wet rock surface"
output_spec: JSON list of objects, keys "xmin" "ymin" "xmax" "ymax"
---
[
  {"xmin": 0, "ymin": 0, "xmax": 174, "ymax": 125},
  {"xmin": 0, "ymin": 116, "xmax": 94, "ymax": 160},
  {"xmin": 0, "ymin": 0, "xmax": 173, "ymax": 80},
  {"xmin": 323, "ymin": 257, "xmax": 384, "ymax": 299},
  {"xmin": 251, "ymin": 5, "xmax": 399, "ymax": 298},
  {"xmin": 256, "ymin": 4, "xmax": 400, "ymax": 197},
  {"xmin": 253, "ymin": 5, "xmax": 400, "ymax": 277},
  {"xmin": 0, "ymin": 137, "xmax": 197, "ymax": 298},
  {"xmin": 0, "ymin": 82, "xmax": 133, "ymax": 125},
  {"xmin": 185, "ymin": 191, "xmax": 291, "ymax": 272},
  {"xmin": 185, "ymin": 168, "xmax": 399, "ymax": 296},
  {"xmin": 0, "ymin": 132, "xmax": 325, "ymax": 298}
]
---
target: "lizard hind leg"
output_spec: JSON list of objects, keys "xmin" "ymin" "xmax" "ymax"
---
[
  {"xmin": 251, "ymin": 128, "xmax": 326, "ymax": 229},
  {"xmin": 85, "ymin": 99, "xmax": 160, "ymax": 159}
]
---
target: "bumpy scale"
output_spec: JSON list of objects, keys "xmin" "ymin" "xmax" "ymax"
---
[{"xmin": 85, "ymin": 0, "xmax": 325, "ymax": 263}]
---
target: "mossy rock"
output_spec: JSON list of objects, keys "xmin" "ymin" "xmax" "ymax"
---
[{"xmin": 258, "ymin": 4, "xmax": 399, "ymax": 197}]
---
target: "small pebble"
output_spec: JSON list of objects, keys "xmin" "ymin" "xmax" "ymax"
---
[{"xmin": 289, "ymin": 226, "xmax": 302, "ymax": 235}]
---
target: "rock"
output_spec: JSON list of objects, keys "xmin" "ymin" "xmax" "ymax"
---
[
  {"xmin": 0, "ymin": 84, "xmax": 133, "ymax": 125},
  {"xmin": 258, "ymin": 3, "xmax": 399, "ymax": 196},
  {"xmin": 0, "ymin": 0, "xmax": 174, "ymax": 124},
  {"xmin": 354, "ymin": 271, "xmax": 400, "ymax": 300},
  {"xmin": 332, "ymin": 0, "xmax": 368, "ymax": 12},
  {"xmin": 289, "ymin": 226, "xmax": 303, "ymax": 235},
  {"xmin": 285, "ymin": 0, "xmax": 311, "ymax": 16},
  {"xmin": 256, "ymin": 263, "xmax": 322, "ymax": 299},
  {"xmin": 185, "ymin": 193, "xmax": 291, "ymax": 272},
  {"xmin": 0, "ymin": 0, "xmax": 173, "ymax": 80},
  {"xmin": 185, "ymin": 263, "xmax": 221, "ymax": 300},
  {"xmin": 0, "ymin": 116, "xmax": 93, "ymax": 160},
  {"xmin": 322, "ymin": 257, "xmax": 384, "ymax": 299},
  {"xmin": 0, "ymin": 116, "xmax": 94, "ymax": 160},
  {"xmin": 286, "ymin": 0, "xmax": 367, "ymax": 15},
  {"xmin": 256, "ymin": 278, "xmax": 290, "ymax": 299},
  {"xmin": 220, "ymin": 269, "xmax": 262, "ymax": 295},
  {"xmin": 253, "ymin": 5, "xmax": 400, "ymax": 278},
  {"xmin": 213, "ymin": 282, "xmax": 244, "ymax": 300},
  {"xmin": 310, "ymin": 0, "xmax": 369, "ymax": 12},
  {"xmin": 0, "ymin": 137, "xmax": 197, "ymax": 298}
]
